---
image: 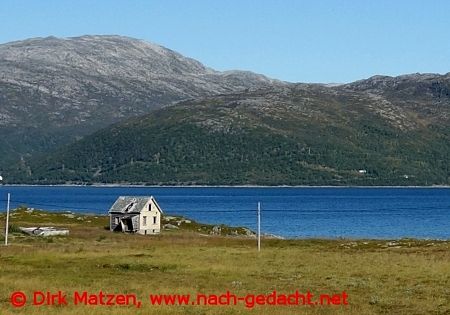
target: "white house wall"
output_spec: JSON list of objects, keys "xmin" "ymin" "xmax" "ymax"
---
[{"xmin": 137, "ymin": 199, "xmax": 161, "ymax": 235}]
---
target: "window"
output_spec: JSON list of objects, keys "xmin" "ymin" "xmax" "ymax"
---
[
  {"xmin": 114, "ymin": 217, "xmax": 119, "ymax": 225},
  {"xmin": 153, "ymin": 216, "xmax": 157, "ymax": 224},
  {"xmin": 148, "ymin": 203, "xmax": 152, "ymax": 211},
  {"xmin": 143, "ymin": 216, "xmax": 147, "ymax": 226}
]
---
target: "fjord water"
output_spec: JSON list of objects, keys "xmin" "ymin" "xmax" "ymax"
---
[{"xmin": 0, "ymin": 186, "xmax": 449, "ymax": 239}]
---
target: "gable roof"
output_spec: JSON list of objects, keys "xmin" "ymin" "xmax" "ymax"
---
[{"xmin": 108, "ymin": 196, "xmax": 163, "ymax": 214}]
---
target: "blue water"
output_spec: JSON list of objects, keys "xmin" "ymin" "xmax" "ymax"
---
[{"xmin": 0, "ymin": 186, "xmax": 449, "ymax": 239}]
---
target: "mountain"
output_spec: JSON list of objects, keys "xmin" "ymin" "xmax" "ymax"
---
[
  {"xmin": 0, "ymin": 35, "xmax": 279, "ymax": 166},
  {"xmin": 14, "ymin": 74, "xmax": 450, "ymax": 185}
]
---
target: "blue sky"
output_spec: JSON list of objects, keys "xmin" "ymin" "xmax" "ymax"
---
[{"xmin": 0, "ymin": 0, "xmax": 449, "ymax": 83}]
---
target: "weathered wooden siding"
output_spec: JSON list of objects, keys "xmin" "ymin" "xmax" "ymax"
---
[
  {"xmin": 132, "ymin": 215, "xmax": 140, "ymax": 231},
  {"xmin": 109, "ymin": 196, "xmax": 163, "ymax": 235},
  {"xmin": 110, "ymin": 214, "xmax": 121, "ymax": 231},
  {"xmin": 110, "ymin": 213, "xmax": 139, "ymax": 232}
]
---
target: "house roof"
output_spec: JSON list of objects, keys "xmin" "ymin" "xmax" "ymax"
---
[{"xmin": 108, "ymin": 196, "xmax": 163, "ymax": 214}]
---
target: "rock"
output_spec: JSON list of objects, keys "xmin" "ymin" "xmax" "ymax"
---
[
  {"xmin": 176, "ymin": 219, "xmax": 192, "ymax": 226},
  {"xmin": 211, "ymin": 225, "xmax": 221, "ymax": 235},
  {"xmin": 262, "ymin": 233, "xmax": 285, "ymax": 240},
  {"xmin": 386, "ymin": 241, "xmax": 399, "ymax": 247},
  {"xmin": 242, "ymin": 228, "xmax": 255, "ymax": 237},
  {"xmin": 163, "ymin": 224, "xmax": 179, "ymax": 230}
]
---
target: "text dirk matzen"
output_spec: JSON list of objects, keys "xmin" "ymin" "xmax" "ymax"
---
[{"xmin": 10, "ymin": 291, "xmax": 143, "ymax": 308}]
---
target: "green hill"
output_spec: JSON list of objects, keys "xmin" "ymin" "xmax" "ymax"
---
[{"xmin": 9, "ymin": 77, "xmax": 450, "ymax": 186}]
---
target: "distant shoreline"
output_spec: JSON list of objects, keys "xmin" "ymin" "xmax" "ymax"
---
[{"xmin": 1, "ymin": 183, "xmax": 450, "ymax": 189}]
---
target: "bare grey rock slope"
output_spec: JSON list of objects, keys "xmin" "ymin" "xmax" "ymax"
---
[{"xmin": 0, "ymin": 35, "xmax": 280, "ymax": 164}]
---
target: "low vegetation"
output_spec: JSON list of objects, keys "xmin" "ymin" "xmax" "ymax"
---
[{"xmin": 0, "ymin": 208, "xmax": 449, "ymax": 315}]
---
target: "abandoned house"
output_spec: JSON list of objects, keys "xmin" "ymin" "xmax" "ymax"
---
[{"xmin": 109, "ymin": 196, "xmax": 163, "ymax": 235}]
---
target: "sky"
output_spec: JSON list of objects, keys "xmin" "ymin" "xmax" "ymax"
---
[{"xmin": 0, "ymin": 0, "xmax": 449, "ymax": 83}]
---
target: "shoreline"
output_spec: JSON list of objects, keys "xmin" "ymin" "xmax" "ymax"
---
[
  {"xmin": 2, "ymin": 183, "xmax": 450, "ymax": 189},
  {"xmin": 2, "ymin": 208, "xmax": 449, "ymax": 241}
]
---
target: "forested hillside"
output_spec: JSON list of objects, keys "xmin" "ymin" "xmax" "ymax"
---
[{"xmin": 10, "ymin": 80, "xmax": 450, "ymax": 185}]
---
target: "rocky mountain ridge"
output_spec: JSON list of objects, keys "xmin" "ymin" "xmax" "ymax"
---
[
  {"xmin": 0, "ymin": 35, "xmax": 279, "ymax": 165},
  {"xmin": 0, "ymin": 35, "xmax": 449, "ymax": 185}
]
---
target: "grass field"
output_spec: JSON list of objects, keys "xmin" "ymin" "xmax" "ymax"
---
[{"xmin": 0, "ymin": 208, "xmax": 449, "ymax": 315}]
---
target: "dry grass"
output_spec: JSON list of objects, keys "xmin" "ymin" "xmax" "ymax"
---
[{"xmin": 0, "ymin": 209, "xmax": 449, "ymax": 315}]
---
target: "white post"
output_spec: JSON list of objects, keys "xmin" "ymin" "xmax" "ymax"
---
[
  {"xmin": 5, "ymin": 193, "xmax": 10, "ymax": 246},
  {"xmin": 257, "ymin": 202, "xmax": 261, "ymax": 252}
]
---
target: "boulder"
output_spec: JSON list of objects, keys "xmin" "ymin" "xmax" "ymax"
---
[{"xmin": 163, "ymin": 223, "xmax": 179, "ymax": 230}]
